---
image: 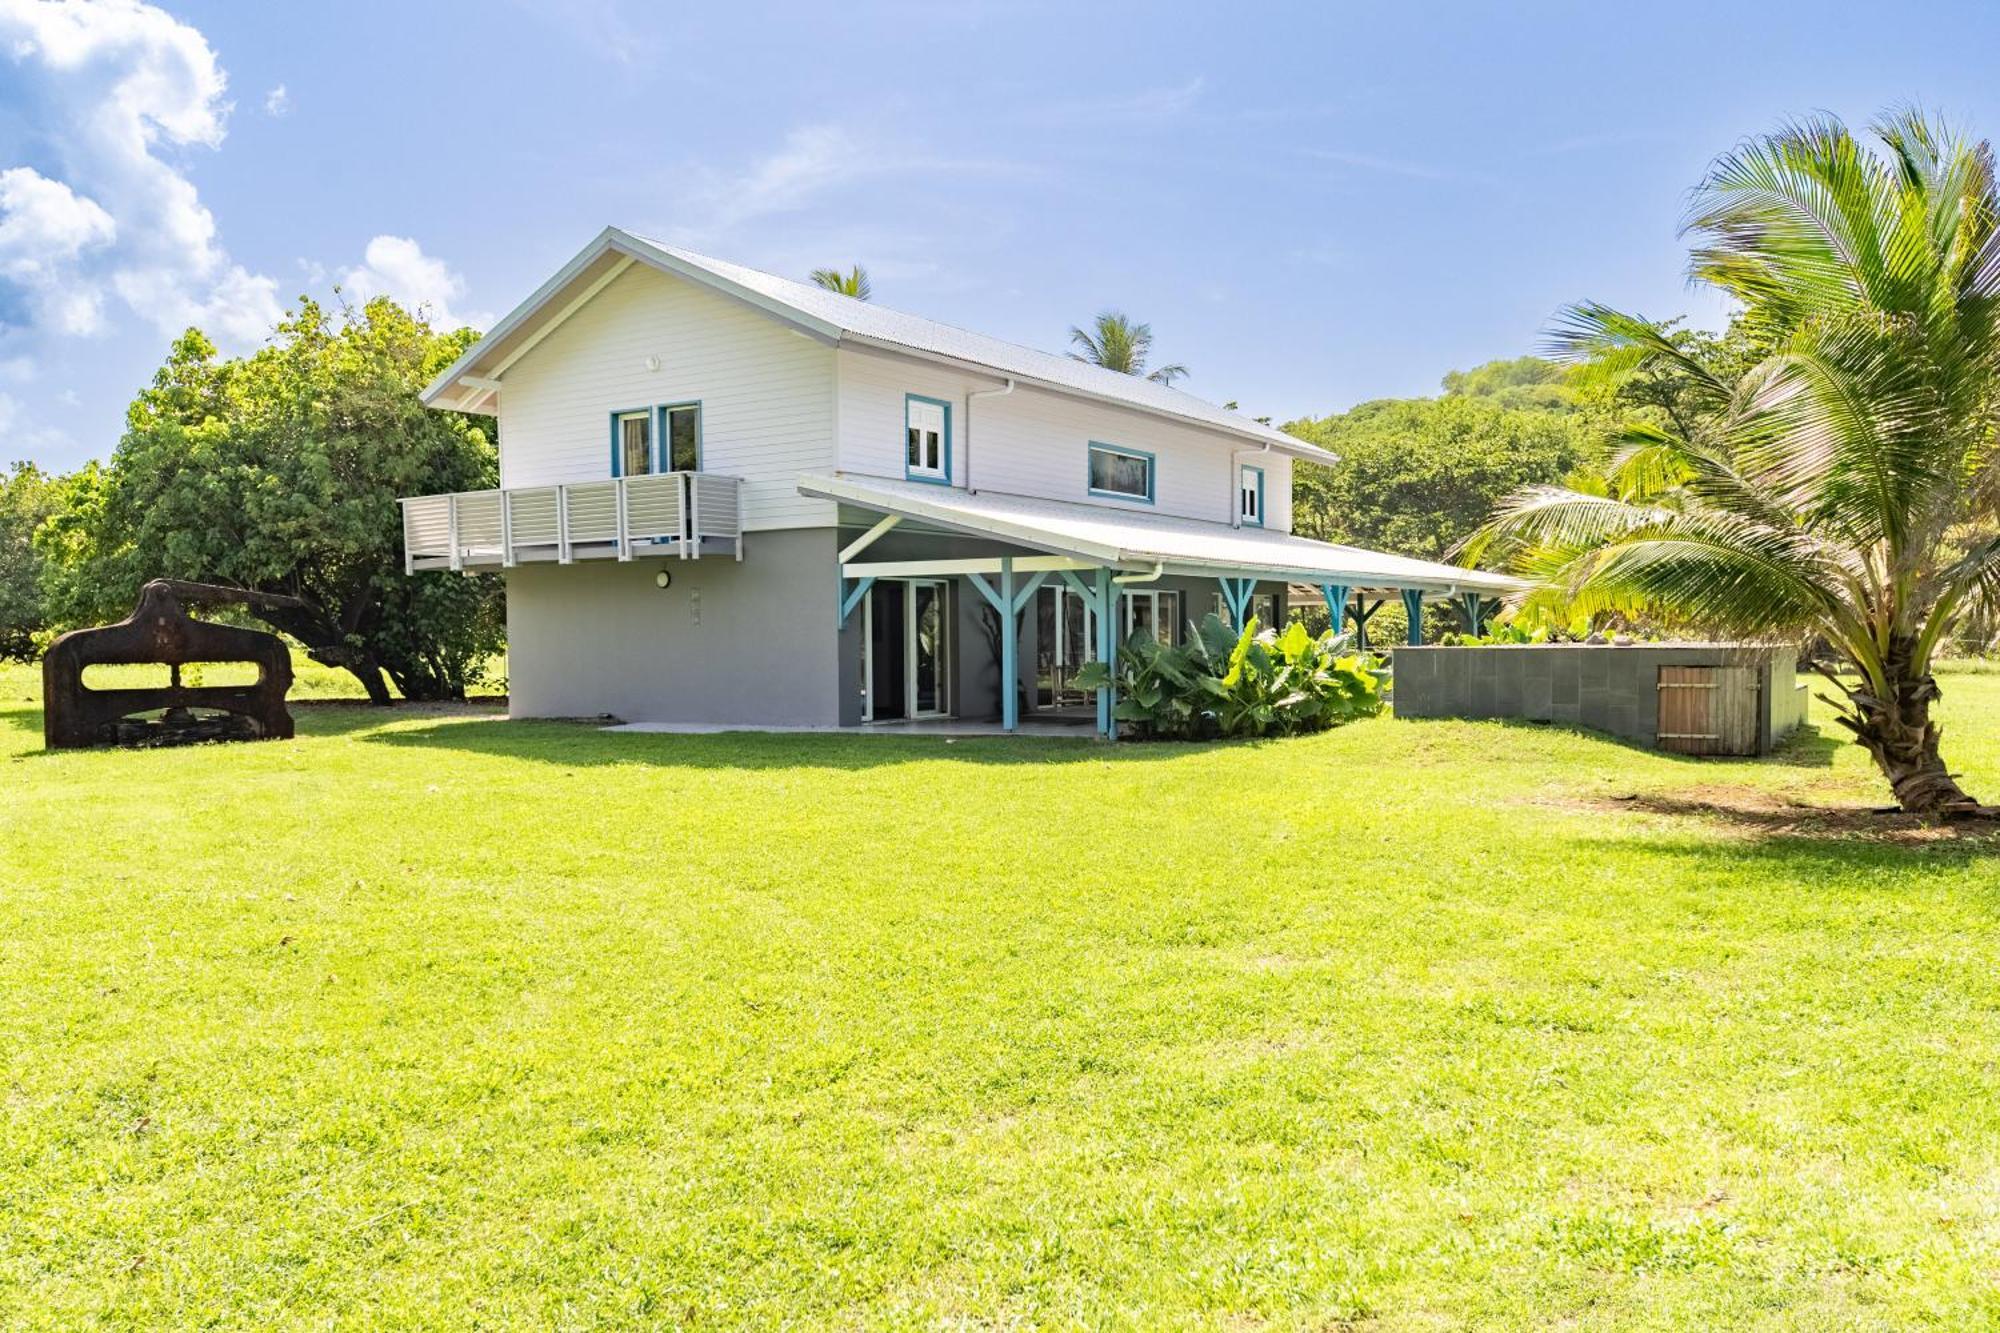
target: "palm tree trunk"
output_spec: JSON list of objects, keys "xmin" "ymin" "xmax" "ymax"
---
[{"xmin": 1843, "ymin": 642, "xmax": 1979, "ymax": 815}]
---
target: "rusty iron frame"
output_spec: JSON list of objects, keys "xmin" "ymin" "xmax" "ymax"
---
[{"xmin": 42, "ymin": 580, "xmax": 299, "ymax": 750}]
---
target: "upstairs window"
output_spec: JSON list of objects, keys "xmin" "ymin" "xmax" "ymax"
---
[
  {"xmin": 1239, "ymin": 464, "xmax": 1264, "ymax": 526},
  {"xmin": 1087, "ymin": 442, "xmax": 1154, "ymax": 503},
  {"xmin": 662, "ymin": 403, "xmax": 701, "ymax": 472},
  {"xmin": 905, "ymin": 395, "xmax": 950, "ymax": 483},
  {"xmin": 612, "ymin": 409, "xmax": 652, "ymax": 477}
]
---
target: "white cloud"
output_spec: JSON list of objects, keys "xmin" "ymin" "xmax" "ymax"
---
[
  {"xmin": 0, "ymin": 0, "xmax": 283, "ymax": 349},
  {"xmin": 1019, "ymin": 76, "xmax": 1207, "ymax": 129},
  {"xmin": 687, "ymin": 125, "xmax": 865, "ymax": 234},
  {"xmin": 671, "ymin": 123, "xmax": 1032, "ymax": 247},
  {"xmin": 0, "ymin": 166, "xmax": 117, "ymax": 332},
  {"xmin": 263, "ymin": 82, "xmax": 289, "ymax": 116},
  {"xmin": 338, "ymin": 235, "xmax": 488, "ymax": 330}
]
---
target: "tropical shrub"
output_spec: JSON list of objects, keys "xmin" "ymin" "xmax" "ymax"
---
[{"xmin": 1073, "ymin": 613, "xmax": 1384, "ymax": 740}]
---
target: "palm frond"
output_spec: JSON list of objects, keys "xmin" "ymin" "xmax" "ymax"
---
[
  {"xmin": 809, "ymin": 265, "xmax": 871, "ymax": 301},
  {"xmin": 1545, "ymin": 303, "xmax": 1734, "ymax": 410}
]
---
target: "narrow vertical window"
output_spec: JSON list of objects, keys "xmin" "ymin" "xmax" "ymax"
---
[
  {"xmin": 905, "ymin": 395, "xmax": 950, "ymax": 482},
  {"xmin": 1239, "ymin": 464, "xmax": 1264, "ymax": 525},
  {"xmin": 615, "ymin": 410, "xmax": 652, "ymax": 477},
  {"xmin": 663, "ymin": 404, "xmax": 700, "ymax": 472}
]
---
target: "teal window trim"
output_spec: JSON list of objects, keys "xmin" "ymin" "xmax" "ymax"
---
[
  {"xmin": 1239, "ymin": 464, "xmax": 1265, "ymax": 526},
  {"xmin": 1087, "ymin": 441, "xmax": 1156, "ymax": 504},
  {"xmin": 655, "ymin": 400, "xmax": 703, "ymax": 473},
  {"xmin": 608, "ymin": 406, "xmax": 652, "ymax": 478},
  {"xmin": 904, "ymin": 393, "xmax": 953, "ymax": 485}
]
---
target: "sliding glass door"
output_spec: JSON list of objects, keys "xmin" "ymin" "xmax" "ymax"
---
[{"xmin": 1035, "ymin": 586, "xmax": 1181, "ymax": 707}]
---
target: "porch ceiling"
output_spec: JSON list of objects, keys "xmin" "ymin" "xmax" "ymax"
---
[{"xmin": 800, "ymin": 472, "xmax": 1521, "ymax": 595}]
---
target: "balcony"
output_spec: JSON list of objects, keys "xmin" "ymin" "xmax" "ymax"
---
[{"xmin": 400, "ymin": 472, "xmax": 742, "ymax": 572}]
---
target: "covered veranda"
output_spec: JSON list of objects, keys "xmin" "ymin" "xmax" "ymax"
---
[{"xmin": 800, "ymin": 474, "xmax": 1520, "ymax": 738}]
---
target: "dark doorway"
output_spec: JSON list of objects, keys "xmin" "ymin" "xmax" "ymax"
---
[{"xmin": 867, "ymin": 582, "xmax": 907, "ymax": 720}]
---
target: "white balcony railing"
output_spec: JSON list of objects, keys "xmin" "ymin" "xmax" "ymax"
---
[{"xmin": 400, "ymin": 472, "xmax": 742, "ymax": 572}]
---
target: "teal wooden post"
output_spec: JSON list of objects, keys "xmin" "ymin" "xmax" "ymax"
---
[
  {"xmin": 1095, "ymin": 567, "xmax": 1116, "ymax": 738},
  {"xmin": 999, "ymin": 557, "xmax": 1017, "ymax": 731},
  {"xmin": 1402, "ymin": 588, "xmax": 1425, "ymax": 645},
  {"xmin": 1217, "ymin": 577, "xmax": 1254, "ymax": 627},
  {"xmin": 1320, "ymin": 583, "xmax": 1350, "ymax": 636},
  {"xmin": 1352, "ymin": 596, "xmax": 1382, "ymax": 651},
  {"xmin": 1457, "ymin": 591, "xmax": 1486, "ymax": 637}
]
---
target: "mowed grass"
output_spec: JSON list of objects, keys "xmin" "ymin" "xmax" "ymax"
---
[{"xmin": 3, "ymin": 663, "xmax": 2000, "ymax": 1329}]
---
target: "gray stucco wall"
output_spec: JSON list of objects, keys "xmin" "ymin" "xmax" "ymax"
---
[
  {"xmin": 506, "ymin": 526, "xmax": 844, "ymax": 725},
  {"xmin": 1392, "ymin": 643, "xmax": 1804, "ymax": 753}
]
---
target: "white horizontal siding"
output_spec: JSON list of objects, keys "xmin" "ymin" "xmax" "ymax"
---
[
  {"xmin": 833, "ymin": 346, "xmax": 1294, "ymax": 533},
  {"xmin": 499, "ymin": 264, "xmax": 836, "ymax": 531}
]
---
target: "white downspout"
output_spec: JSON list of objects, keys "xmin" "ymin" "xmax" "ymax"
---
[
  {"xmin": 1230, "ymin": 441, "xmax": 1273, "ymax": 528},
  {"xmin": 964, "ymin": 377, "xmax": 1014, "ymax": 494},
  {"xmin": 1113, "ymin": 563, "xmax": 1166, "ymax": 585}
]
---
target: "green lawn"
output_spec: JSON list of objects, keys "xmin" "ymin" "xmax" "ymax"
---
[{"xmin": 4, "ymin": 663, "xmax": 1999, "ymax": 1329}]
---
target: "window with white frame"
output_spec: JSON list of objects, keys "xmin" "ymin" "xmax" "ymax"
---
[
  {"xmin": 1239, "ymin": 464, "xmax": 1264, "ymax": 525},
  {"xmin": 662, "ymin": 403, "xmax": 700, "ymax": 471},
  {"xmin": 615, "ymin": 410, "xmax": 652, "ymax": 477},
  {"xmin": 905, "ymin": 396, "xmax": 949, "ymax": 481},
  {"xmin": 1087, "ymin": 442, "xmax": 1154, "ymax": 502}
]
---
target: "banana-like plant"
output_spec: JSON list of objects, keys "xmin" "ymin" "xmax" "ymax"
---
[
  {"xmin": 1461, "ymin": 110, "xmax": 2000, "ymax": 815},
  {"xmin": 1074, "ymin": 613, "xmax": 1383, "ymax": 740}
]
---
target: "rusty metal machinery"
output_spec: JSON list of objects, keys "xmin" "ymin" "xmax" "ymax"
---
[{"xmin": 42, "ymin": 580, "xmax": 299, "ymax": 750}]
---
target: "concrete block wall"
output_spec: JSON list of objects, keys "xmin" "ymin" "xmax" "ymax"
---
[{"xmin": 1392, "ymin": 644, "xmax": 1804, "ymax": 754}]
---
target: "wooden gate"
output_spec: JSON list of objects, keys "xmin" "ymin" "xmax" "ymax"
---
[{"xmin": 1656, "ymin": 665, "xmax": 1760, "ymax": 755}]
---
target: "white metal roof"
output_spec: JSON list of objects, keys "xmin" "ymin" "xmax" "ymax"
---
[
  {"xmin": 422, "ymin": 227, "xmax": 1332, "ymax": 460},
  {"xmin": 797, "ymin": 472, "xmax": 1521, "ymax": 595}
]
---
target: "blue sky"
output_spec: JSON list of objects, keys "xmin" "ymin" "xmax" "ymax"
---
[{"xmin": 4, "ymin": 0, "xmax": 2000, "ymax": 470}]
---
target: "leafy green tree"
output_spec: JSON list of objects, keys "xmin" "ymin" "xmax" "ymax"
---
[
  {"xmin": 1067, "ymin": 312, "xmax": 1188, "ymax": 385},
  {"xmin": 1286, "ymin": 395, "xmax": 1594, "ymax": 562},
  {"xmin": 809, "ymin": 265, "xmax": 872, "ymax": 300},
  {"xmin": 1465, "ymin": 110, "xmax": 2000, "ymax": 814},
  {"xmin": 38, "ymin": 298, "xmax": 502, "ymax": 703},
  {"xmin": 0, "ymin": 461, "xmax": 62, "ymax": 660},
  {"xmin": 1439, "ymin": 355, "xmax": 1586, "ymax": 413}
]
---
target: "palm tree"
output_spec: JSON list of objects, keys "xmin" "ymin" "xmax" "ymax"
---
[
  {"xmin": 1461, "ymin": 109, "xmax": 2000, "ymax": 815},
  {"xmin": 809, "ymin": 265, "xmax": 871, "ymax": 301},
  {"xmin": 1068, "ymin": 311, "xmax": 1188, "ymax": 386}
]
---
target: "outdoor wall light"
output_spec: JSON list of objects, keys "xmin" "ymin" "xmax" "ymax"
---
[{"xmin": 655, "ymin": 570, "xmax": 672, "ymax": 589}]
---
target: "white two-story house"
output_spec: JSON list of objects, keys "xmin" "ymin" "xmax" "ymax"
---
[{"xmin": 404, "ymin": 228, "xmax": 1514, "ymax": 734}]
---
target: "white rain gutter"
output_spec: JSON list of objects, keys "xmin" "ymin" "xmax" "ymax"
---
[
  {"xmin": 964, "ymin": 377, "xmax": 1015, "ymax": 494},
  {"xmin": 1114, "ymin": 563, "xmax": 1166, "ymax": 585}
]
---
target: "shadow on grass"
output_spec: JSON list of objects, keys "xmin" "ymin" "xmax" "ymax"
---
[
  {"xmin": 344, "ymin": 706, "xmax": 1208, "ymax": 771},
  {"xmin": 1580, "ymin": 789, "xmax": 2000, "ymax": 865},
  {"xmin": 1396, "ymin": 713, "xmax": 1843, "ymax": 769}
]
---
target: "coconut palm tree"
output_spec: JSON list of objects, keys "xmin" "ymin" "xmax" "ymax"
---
[
  {"xmin": 1461, "ymin": 109, "xmax": 2000, "ymax": 815},
  {"xmin": 1068, "ymin": 311, "xmax": 1188, "ymax": 386},
  {"xmin": 809, "ymin": 264, "xmax": 871, "ymax": 301}
]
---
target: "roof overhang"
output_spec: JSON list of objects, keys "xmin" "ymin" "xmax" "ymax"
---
[{"xmin": 799, "ymin": 472, "xmax": 1521, "ymax": 596}]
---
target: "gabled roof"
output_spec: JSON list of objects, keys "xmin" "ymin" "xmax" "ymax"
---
[
  {"xmin": 422, "ymin": 227, "xmax": 1332, "ymax": 460},
  {"xmin": 797, "ymin": 472, "xmax": 1520, "ymax": 595}
]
